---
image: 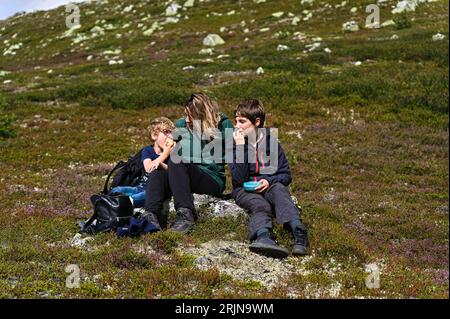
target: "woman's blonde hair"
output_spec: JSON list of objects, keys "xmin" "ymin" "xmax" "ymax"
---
[
  {"xmin": 185, "ymin": 93, "xmax": 221, "ymax": 134},
  {"xmin": 148, "ymin": 117, "xmax": 175, "ymax": 143}
]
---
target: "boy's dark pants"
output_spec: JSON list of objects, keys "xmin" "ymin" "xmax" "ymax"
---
[{"xmin": 234, "ymin": 183, "xmax": 300, "ymax": 240}]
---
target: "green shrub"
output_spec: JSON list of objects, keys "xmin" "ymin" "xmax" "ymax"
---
[
  {"xmin": 0, "ymin": 94, "xmax": 16, "ymax": 138},
  {"xmin": 394, "ymin": 13, "xmax": 412, "ymax": 30}
]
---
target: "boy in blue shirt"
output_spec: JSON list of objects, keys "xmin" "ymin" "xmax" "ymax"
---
[
  {"xmin": 111, "ymin": 117, "xmax": 175, "ymax": 209},
  {"xmin": 229, "ymin": 99, "xmax": 308, "ymax": 259}
]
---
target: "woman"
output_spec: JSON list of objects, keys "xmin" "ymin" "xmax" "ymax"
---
[{"xmin": 144, "ymin": 93, "xmax": 234, "ymax": 233}]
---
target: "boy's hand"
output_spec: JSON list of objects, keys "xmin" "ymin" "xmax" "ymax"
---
[
  {"xmin": 255, "ymin": 179, "xmax": 269, "ymax": 193},
  {"xmin": 163, "ymin": 138, "xmax": 176, "ymax": 153},
  {"xmin": 233, "ymin": 130, "xmax": 245, "ymax": 145},
  {"xmin": 148, "ymin": 160, "xmax": 160, "ymax": 172}
]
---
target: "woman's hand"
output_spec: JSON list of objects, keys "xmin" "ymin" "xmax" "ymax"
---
[
  {"xmin": 233, "ymin": 130, "xmax": 245, "ymax": 145},
  {"xmin": 255, "ymin": 179, "xmax": 270, "ymax": 193}
]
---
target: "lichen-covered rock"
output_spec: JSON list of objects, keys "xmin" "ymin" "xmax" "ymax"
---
[{"xmin": 181, "ymin": 239, "xmax": 313, "ymax": 289}]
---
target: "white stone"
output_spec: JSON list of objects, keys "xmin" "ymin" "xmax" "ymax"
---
[
  {"xmin": 0, "ymin": 70, "xmax": 11, "ymax": 77},
  {"xmin": 354, "ymin": 61, "xmax": 362, "ymax": 66},
  {"xmin": 391, "ymin": 0, "xmax": 427, "ymax": 14},
  {"xmin": 166, "ymin": 3, "xmax": 182, "ymax": 16},
  {"xmin": 122, "ymin": 5, "xmax": 134, "ymax": 14},
  {"xmin": 350, "ymin": 7, "xmax": 358, "ymax": 13},
  {"xmin": 292, "ymin": 16, "xmax": 301, "ymax": 25},
  {"xmin": 259, "ymin": 27, "xmax": 270, "ymax": 32},
  {"xmin": 277, "ymin": 44, "xmax": 289, "ymax": 51},
  {"xmin": 342, "ymin": 20, "xmax": 359, "ymax": 32},
  {"xmin": 90, "ymin": 26, "xmax": 105, "ymax": 35},
  {"xmin": 390, "ymin": 34, "xmax": 399, "ymax": 40},
  {"xmin": 381, "ymin": 20, "xmax": 396, "ymax": 27},
  {"xmin": 199, "ymin": 48, "xmax": 214, "ymax": 55},
  {"xmin": 182, "ymin": 65, "xmax": 195, "ymax": 71},
  {"xmin": 324, "ymin": 47, "xmax": 332, "ymax": 53},
  {"xmin": 303, "ymin": 42, "xmax": 321, "ymax": 52},
  {"xmin": 256, "ymin": 67, "xmax": 265, "ymax": 75},
  {"xmin": 203, "ymin": 34, "xmax": 225, "ymax": 46},
  {"xmin": 184, "ymin": 0, "xmax": 195, "ymax": 8},
  {"xmin": 432, "ymin": 33, "xmax": 446, "ymax": 41},
  {"xmin": 272, "ymin": 11, "xmax": 284, "ymax": 18},
  {"xmin": 3, "ymin": 80, "xmax": 12, "ymax": 84}
]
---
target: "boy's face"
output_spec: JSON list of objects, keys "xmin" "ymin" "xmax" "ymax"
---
[
  {"xmin": 235, "ymin": 116, "xmax": 259, "ymax": 136},
  {"xmin": 153, "ymin": 128, "xmax": 173, "ymax": 148}
]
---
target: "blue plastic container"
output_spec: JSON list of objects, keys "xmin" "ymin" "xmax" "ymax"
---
[{"xmin": 243, "ymin": 181, "xmax": 262, "ymax": 192}]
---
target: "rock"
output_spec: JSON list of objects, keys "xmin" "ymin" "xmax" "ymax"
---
[
  {"xmin": 303, "ymin": 42, "xmax": 321, "ymax": 53},
  {"xmin": 432, "ymin": 33, "xmax": 446, "ymax": 41},
  {"xmin": 122, "ymin": 5, "xmax": 134, "ymax": 14},
  {"xmin": 272, "ymin": 12, "xmax": 284, "ymax": 18},
  {"xmin": 166, "ymin": 3, "xmax": 182, "ymax": 16},
  {"xmin": 350, "ymin": 7, "xmax": 358, "ymax": 13},
  {"xmin": 163, "ymin": 17, "xmax": 180, "ymax": 24},
  {"xmin": 354, "ymin": 61, "xmax": 362, "ymax": 66},
  {"xmin": 184, "ymin": 0, "xmax": 195, "ymax": 8},
  {"xmin": 0, "ymin": 70, "xmax": 11, "ymax": 77},
  {"xmin": 3, "ymin": 80, "xmax": 12, "ymax": 84},
  {"xmin": 256, "ymin": 67, "xmax": 265, "ymax": 75},
  {"xmin": 292, "ymin": 16, "xmax": 301, "ymax": 25},
  {"xmin": 199, "ymin": 48, "xmax": 214, "ymax": 55},
  {"xmin": 62, "ymin": 24, "xmax": 81, "ymax": 38},
  {"xmin": 254, "ymin": 0, "xmax": 267, "ymax": 3},
  {"xmin": 324, "ymin": 47, "xmax": 332, "ymax": 53},
  {"xmin": 301, "ymin": 0, "xmax": 314, "ymax": 4},
  {"xmin": 90, "ymin": 26, "xmax": 105, "ymax": 36},
  {"xmin": 391, "ymin": 34, "xmax": 399, "ymax": 40},
  {"xmin": 180, "ymin": 240, "xmax": 308, "ymax": 289},
  {"xmin": 69, "ymin": 233, "xmax": 94, "ymax": 248},
  {"xmin": 381, "ymin": 20, "xmax": 396, "ymax": 27},
  {"xmin": 259, "ymin": 27, "xmax": 270, "ymax": 33},
  {"xmin": 342, "ymin": 21, "xmax": 359, "ymax": 32},
  {"xmin": 182, "ymin": 65, "xmax": 195, "ymax": 71},
  {"xmin": 277, "ymin": 44, "xmax": 290, "ymax": 51},
  {"xmin": 203, "ymin": 34, "xmax": 225, "ymax": 46},
  {"xmin": 392, "ymin": 0, "xmax": 418, "ymax": 14}
]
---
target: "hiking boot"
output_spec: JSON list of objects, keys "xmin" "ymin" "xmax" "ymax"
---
[
  {"xmin": 291, "ymin": 223, "xmax": 308, "ymax": 256},
  {"xmin": 249, "ymin": 229, "xmax": 289, "ymax": 259},
  {"xmin": 141, "ymin": 211, "xmax": 162, "ymax": 231},
  {"xmin": 170, "ymin": 207, "xmax": 196, "ymax": 234}
]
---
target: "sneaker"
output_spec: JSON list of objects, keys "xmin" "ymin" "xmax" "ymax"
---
[
  {"xmin": 141, "ymin": 211, "xmax": 162, "ymax": 231},
  {"xmin": 170, "ymin": 207, "xmax": 196, "ymax": 234},
  {"xmin": 292, "ymin": 223, "xmax": 308, "ymax": 256},
  {"xmin": 249, "ymin": 230, "xmax": 289, "ymax": 259}
]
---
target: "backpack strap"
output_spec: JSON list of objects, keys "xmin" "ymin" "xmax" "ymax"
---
[{"xmin": 102, "ymin": 160, "xmax": 126, "ymax": 194}]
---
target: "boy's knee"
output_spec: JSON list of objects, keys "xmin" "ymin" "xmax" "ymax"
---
[{"xmin": 268, "ymin": 182, "xmax": 288, "ymax": 193}]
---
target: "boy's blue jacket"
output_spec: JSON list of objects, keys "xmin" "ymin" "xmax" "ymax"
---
[{"xmin": 228, "ymin": 128, "xmax": 292, "ymax": 197}]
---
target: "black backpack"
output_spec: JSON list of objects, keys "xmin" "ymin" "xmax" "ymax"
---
[
  {"xmin": 79, "ymin": 194, "xmax": 133, "ymax": 234},
  {"xmin": 79, "ymin": 148, "xmax": 146, "ymax": 234},
  {"xmin": 102, "ymin": 147, "xmax": 146, "ymax": 195}
]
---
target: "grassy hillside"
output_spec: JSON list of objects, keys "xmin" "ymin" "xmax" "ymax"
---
[{"xmin": 0, "ymin": 0, "xmax": 448, "ymax": 298}]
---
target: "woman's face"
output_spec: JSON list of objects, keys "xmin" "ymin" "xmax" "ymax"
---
[{"xmin": 184, "ymin": 107, "xmax": 193, "ymax": 128}]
